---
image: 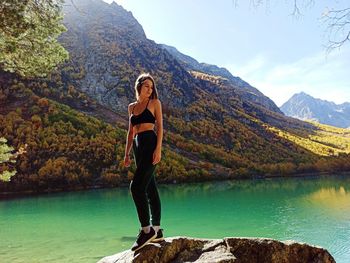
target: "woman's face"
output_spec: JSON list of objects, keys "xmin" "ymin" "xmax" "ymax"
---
[{"xmin": 140, "ymin": 79, "xmax": 153, "ymax": 98}]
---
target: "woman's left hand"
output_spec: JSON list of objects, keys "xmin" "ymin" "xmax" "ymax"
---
[{"xmin": 152, "ymin": 147, "xmax": 161, "ymax": 165}]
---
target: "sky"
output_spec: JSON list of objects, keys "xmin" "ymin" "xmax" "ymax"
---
[{"xmin": 103, "ymin": 0, "xmax": 349, "ymax": 107}]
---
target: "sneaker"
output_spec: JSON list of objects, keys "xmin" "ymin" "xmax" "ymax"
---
[
  {"xmin": 131, "ymin": 227, "xmax": 157, "ymax": 252},
  {"xmin": 151, "ymin": 228, "xmax": 164, "ymax": 242}
]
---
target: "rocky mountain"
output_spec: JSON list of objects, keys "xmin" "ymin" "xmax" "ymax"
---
[
  {"xmin": 59, "ymin": 0, "xmax": 283, "ymax": 117},
  {"xmin": 281, "ymin": 92, "xmax": 350, "ymax": 128},
  {"xmin": 59, "ymin": 0, "xmax": 201, "ymax": 112}
]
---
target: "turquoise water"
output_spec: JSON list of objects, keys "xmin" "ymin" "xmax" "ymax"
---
[{"xmin": 1, "ymin": 175, "xmax": 350, "ymax": 263}]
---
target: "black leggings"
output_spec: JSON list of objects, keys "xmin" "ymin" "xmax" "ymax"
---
[{"xmin": 130, "ymin": 130, "xmax": 161, "ymax": 227}]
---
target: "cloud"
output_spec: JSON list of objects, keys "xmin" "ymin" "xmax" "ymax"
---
[
  {"xmin": 227, "ymin": 46, "xmax": 350, "ymax": 107},
  {"xmin": 226, "ymin": 54, "xmax": 267, "ymax": 78}
]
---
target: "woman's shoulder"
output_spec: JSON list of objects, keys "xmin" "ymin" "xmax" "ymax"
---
[
  {"xmin": 128, "ymin": 101, "xmax": 137, "ymax": 107},
  {"xmin": 150, "ymin": 98, "xmax": 161, "ymax": 105},
  {"xmin": 128, "ymin": 102, "xmax": 137, "ymax": 113}
]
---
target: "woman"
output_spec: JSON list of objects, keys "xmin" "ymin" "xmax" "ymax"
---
[{"xmin": 123, "ymin": 73, "xmax": 164, "ymax": 252}]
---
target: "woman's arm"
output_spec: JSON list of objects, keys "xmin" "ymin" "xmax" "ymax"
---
[
  {"xmin": 124, "ymin": 104, "xmax": 134, "ymax": 158},
  {"xmin": 152, "ymin": 99, "xmax": 163, "ymax": 165}
]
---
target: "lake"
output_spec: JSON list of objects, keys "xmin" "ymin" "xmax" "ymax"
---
[{"xmin": 1, "ymin": 174, "xmax": 349, "ymax": 263}]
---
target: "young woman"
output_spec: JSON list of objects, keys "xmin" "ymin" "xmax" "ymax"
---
[{"xmin": 123, "ymin": 73, "xmax": 164, "ymax": 251}]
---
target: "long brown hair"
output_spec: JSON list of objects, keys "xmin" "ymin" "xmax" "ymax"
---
[{"xmin": 134, "ymin": 73, "xmax": 158, "ymax": 100}]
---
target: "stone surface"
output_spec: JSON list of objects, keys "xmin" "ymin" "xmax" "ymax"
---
[{"xmin": 97, "ymin": 236, "xmax": 335, "ymax": 263}]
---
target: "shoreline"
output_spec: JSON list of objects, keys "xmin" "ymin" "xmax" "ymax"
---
[{"xmin": 1, "ymin": 170, "xmax": 350, "ymax": 200}]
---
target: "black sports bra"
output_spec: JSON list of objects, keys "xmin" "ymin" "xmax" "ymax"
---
[{"xmin": 130, "ymin": 98, "xmax": 156, "ymax": 126}]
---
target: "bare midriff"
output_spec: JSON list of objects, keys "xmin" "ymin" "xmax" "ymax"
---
[{"xmin": 132, "ymin": 123, "xmax": 155, "ymax": 137}]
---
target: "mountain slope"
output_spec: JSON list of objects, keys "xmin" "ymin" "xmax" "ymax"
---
[{"xmin": 281, "ymin": 92, "xmax": 350, "ymax": 128}]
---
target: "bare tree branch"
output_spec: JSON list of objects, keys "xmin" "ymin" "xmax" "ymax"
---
[
  {"xmin": 241, "ymin": 0, "xmax": 349, "ymax": 51},
  {"xmin": 322, "ymin": 7, "xmax": 350, "ymax": 52},
  {"xmin": 291, "ymin": 0, "xmax": 302, "ymax": 17}
]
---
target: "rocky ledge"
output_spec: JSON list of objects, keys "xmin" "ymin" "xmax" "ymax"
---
[{"xmin": 97, "ymin": 236, "xmax": 335, "ymax": 263}]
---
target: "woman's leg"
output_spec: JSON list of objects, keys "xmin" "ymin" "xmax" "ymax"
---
[
  {"xmin": 147, "ymin": 173, "xmax": 161, "ymax": 227},
  {"xmin": 129, "ymin": 132, "xmax": 161, "ymax": 250},
  {"xmin": 130, "ymin": 158, "xmax": 156, "ymax": 227},
  {"xmin": 130, "ymin": 134, "xmax": 157, "ymax": 227}
]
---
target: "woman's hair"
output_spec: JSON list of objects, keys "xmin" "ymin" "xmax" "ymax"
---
[{"xmin": 134, "ymin": 73, "xmax": 158, "ymax": 100}]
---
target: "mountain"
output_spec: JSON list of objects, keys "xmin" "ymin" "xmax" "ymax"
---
[
  {"xmin": 59, "ymin": 0, "xmax": 200, "ymax": 111},
  {"xmin": 281, "ymin": 92, "xmax": 350, "ymax": 128},
  {"xmin": 58, "ymin": 0, "xmax": 284, "ymax": 116},
  {"xmin": 55, "ymin": 0, "xmax": 319, "ymax": 159}
]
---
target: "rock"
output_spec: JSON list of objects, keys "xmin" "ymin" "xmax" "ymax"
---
[{"xmin": 97, "ymin": 236, "xmax": 335, "ymax": 263}]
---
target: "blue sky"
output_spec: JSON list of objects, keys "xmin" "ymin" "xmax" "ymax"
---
[{"xmin": 103, "ymin": 0, "xmax": 349, "ymax": 106}]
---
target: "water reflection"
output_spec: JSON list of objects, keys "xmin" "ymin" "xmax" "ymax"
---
[
  {"xmin": 160, "ymin": 175, "xmax": 350, "ymax": 199},
  {"xmin": 305, "ymin": 186, "xmax": 350, "ymax": 212}
]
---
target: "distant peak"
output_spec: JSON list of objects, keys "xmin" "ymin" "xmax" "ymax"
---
[
  {"xmin": 289, "ymin": 92, "xmax": 314, "ymax": 101},
  {"xmin": 110, "ymin": 1, "xmax": 120, "ymax": 6},
  {"xmin": 295, "ymin": 91, "xmax": 309, "ymax": 97}
]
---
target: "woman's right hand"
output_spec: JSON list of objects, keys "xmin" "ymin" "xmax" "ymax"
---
[{"xmin": 123, "ymin": 155, "xmax": 131, "ymax": 167}]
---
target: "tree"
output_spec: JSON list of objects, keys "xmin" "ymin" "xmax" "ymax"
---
[
  {"xmin": 0, "ymin": 137, "xmax": 16, "ymax": 182},
  {"xmin": 0, "ymin": 137, "xmax": 26, "ymax": 182},
  {"xmin": 0, "ymin": 0, "xmax": 69, "ymax": 77}
]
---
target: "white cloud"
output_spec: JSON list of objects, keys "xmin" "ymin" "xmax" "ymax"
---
[
  {"xmin": 227, "ymin": 46, "xmax": 350, "ymax": 107},
  {"xmin": 226, "ymin": 54, "xmax": 267, "ymax": 78}
]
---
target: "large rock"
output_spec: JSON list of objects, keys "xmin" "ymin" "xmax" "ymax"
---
[{"xmin": 97, "ymin": 237, "xmax": 335, "ymax": 263}]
